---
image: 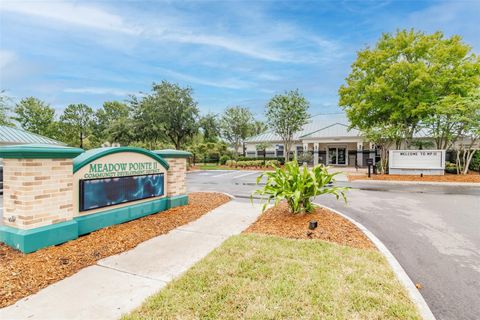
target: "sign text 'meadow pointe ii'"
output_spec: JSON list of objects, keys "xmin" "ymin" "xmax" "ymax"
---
[{"xmin": 85, "ymin": 161, "xmax": 161, "ymax": 179}]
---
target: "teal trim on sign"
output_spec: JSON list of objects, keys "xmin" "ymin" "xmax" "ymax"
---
[
  {"xmin": 0, "ymin": 220, "xmax": 78, "ymax": 253},
  {"xmin": 153, "ymin": 149, "xmax": 192, "ymax": 158},
  {"xmin": 0, "ymin": 195, "xmax": 188, "ymax": 253},
  {"xmin": 73, "ymin": 147, "xmax": 169, "ymax": 173},
  {"xmin": 0, "ymin": 144, "xmax": 84, "ymax": 159},
  {"xmin": 75, "ymin": 197, "xmax": 169, "ymax": 235},
  {"xmin": 168, "ymin": 194, "xmax": 189, "ymax": 208}
]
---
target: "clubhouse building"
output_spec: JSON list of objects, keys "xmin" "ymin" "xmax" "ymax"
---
[{"xmin": 245, "ymin": 114, "xmax": 375, "ymax": 167}]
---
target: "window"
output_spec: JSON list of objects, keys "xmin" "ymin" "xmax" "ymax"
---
[
  {"xmin": 80, "ymin": 173, "xmax": 164, "ymax": 211},
  {"xmin": 276, "ymin": 145, "xmax": 284, "ymax": 157}
]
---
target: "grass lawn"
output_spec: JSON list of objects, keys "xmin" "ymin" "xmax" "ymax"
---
[{"xmin": 124, "ymin": 234, "xmax": 420, "ymax": 320}]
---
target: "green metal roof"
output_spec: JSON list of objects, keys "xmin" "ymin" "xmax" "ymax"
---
[
  {"xmin": 0, "ymin": 125, "xmax": 65, "ymax": 145},
  {"xmin": 0, "ymin": 144, "xmax": 84, "ymax": 159},
  {"xmin": 73, "ymin": 147, "xmax": 170, "ymax": 173},
  {"xmin": 153, "ymin": 149, "xmax": 192, "ymax": 158}
]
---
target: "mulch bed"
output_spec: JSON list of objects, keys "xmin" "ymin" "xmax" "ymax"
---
[
  {"xmin": 349, "ymin": 173, "xmax": 480, "ymax": 183},
  {"xmin": 0, "ymin": 192, "xmax": 230, "ymax": 308},
  {"xmin": 244, "ymin": 202, "xmax": 375, "ymax": 250}
]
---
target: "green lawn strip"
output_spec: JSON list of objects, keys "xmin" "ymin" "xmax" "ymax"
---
[{"xmin": 123, "ymin": 234, "xmax": 420, "ymax": 320}]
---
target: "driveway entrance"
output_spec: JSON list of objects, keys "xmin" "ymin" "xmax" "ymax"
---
[{"xmin": 187, "ymin": 170, "xmax": 480, "ymax": 320}]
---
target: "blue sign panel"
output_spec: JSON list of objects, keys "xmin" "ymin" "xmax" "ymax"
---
[{"xmin": 80, "ymin": 173, "xmax": 164, "ymax": 211}]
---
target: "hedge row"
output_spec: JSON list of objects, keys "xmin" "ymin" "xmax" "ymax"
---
[
  {"xmin": 236, "ymin": 156, "xmax": 286, "ymax": 164},
  {"xmin": 225, "ymin": 160, "xmax": 281, "ymax": 168}
]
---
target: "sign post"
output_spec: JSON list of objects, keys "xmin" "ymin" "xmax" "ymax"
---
[{"xmin": 366, "ymin": 158, "xmax": 374, "ymax": 178}]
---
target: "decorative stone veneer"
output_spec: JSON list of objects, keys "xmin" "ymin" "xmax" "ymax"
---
[
  {"xmin": 2, "ymin": 158, "xmax": 74, "ymax": 230},
  {"xmin": 165, "ymin": 158, "xmax": 187, "ymax": 196},
  {"xmin": 0, "ymin": 145, "xmax": 191, "ymax": 253}
]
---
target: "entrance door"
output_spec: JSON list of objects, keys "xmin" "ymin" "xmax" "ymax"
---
[
  {"xmin": 328, "ymin": 148, "xmax": 337, "ymax": 165},
  {"xmin": 337, "ymin": 147, "xmax": 346, "ymax": 165},
  {"xmin": 327, "ymin": 147, "xmax": 347, "ymax": 165}
]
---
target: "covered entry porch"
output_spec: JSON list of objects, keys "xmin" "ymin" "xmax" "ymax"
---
[{"xmin": 302, "ymin": 140, "xmax": 375, "ymax": 167}]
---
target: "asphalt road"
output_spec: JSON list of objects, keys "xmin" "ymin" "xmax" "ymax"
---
[{"xmin": 187, "ymin": 170, "xmax": 480, "ymax": 320}]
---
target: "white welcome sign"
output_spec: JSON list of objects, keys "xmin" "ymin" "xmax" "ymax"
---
[{"xmin": 389, "ymin": 150, "xmax": 446, "ymax": 175}]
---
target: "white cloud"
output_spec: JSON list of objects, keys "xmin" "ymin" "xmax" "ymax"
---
[
  {"xmin": 63, "ymin": 87, "xmax": 131, "ymax": 96},
  {"xmin": 159, "ymin": 68, "xmax": 254, "ymax": 90},
  {"xmin": 0, "ymin": 0, "xmax": 342, "ymax": 63},
  {"xmin": 0, "ymin": 0, "xmax": 137, "ymax": 34},
  {"xmin": 0, "ymin": 50, "xmax": 16, "ymax": 69},
  {"xmin": 160, "ymin": 32, "xmax": 290, "ymax": 62}
]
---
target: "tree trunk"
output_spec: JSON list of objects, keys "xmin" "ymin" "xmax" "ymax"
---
[
  {"xmin": 284, "ymin": 141, "xmax": 290, "ymax": 162},
  {"xmin": 456, "ymin": 151, "xmax": 462, "ymax": 175},
  {"xmin": 234, "ymin": 142, "xmax": 240, "ymax": 157}
]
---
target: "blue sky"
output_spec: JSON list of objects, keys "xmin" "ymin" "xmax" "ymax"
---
[{"xmin": 0, "ymin": 0, "xmax": 479, "ymax": 118}]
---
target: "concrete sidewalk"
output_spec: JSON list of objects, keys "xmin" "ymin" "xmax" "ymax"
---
[{"xmin": 0, "ymin": 200, "xmax": 263, "ymax": 320}]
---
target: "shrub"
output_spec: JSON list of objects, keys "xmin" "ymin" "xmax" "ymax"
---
[
  {"xmin": 219, "ymin": 155, "xmax": 230, "ymax": 165},
  {"xmin": 225, "ymin": 159, "xmax": 281, "ymax": 168},
  {"xmin": 445, "ymin": 161, "xmax": 457, "ymax": 174},
  {"xmin": 225, "ymin": 160, "xmax": 237, "ymax": 167},
  {"xmin": 253, "ymin": 161, "xmax": 348, "ymax": 214},
  {"xmin": 296, "ymin": 152, "xmax": 313, "ymax": 164},
  {"xmin": 469, "ymin": 151, "xmax": 480, "ymax": 171},
  {"xmin": 265, "ymin": 160, "xmax": 281, "ymax": 167},
  {"xmin": 237, "ymin": 156, "xmax": 285, "ymax": 165},
  {"xmin": 236, "ymin": 160, "xmax": 264, "ymax": 167}
]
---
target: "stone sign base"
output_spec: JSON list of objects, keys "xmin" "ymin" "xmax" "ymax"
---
[
  {"xmin": 0, "ymin": 195, "xmax": 188, "ymax": 253},
  {"xmin": 0, "ymin": 145, "xmax": 191, "ymax": 253}
]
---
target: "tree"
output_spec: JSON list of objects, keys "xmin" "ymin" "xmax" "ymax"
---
[
  {"xmin": 365, "ymin": 125, "xmax": 403, "ymax": 174},
  {"xmin": 0, "ymin": 90, "xmax": 13, "ymax": 126},
  {"xmin": 199, "ymin": 113, "xmax": 220, "ymax": 142},
  {"xmin": 59, "ymin": 104, "xmax": 95, "ymax": 148},
  {"xmin": 106, "ymin": 117, "xmax": 135, "ymax": 146},
  {"xmin": 454, "ymin": 91, "xmax": 480, "ymax": 174},
  {"xmin": 256, "ymin": 142, "xmax": 271, "ymax": 165},
  {"xmin": 265, "ymin": 89, "xmax": 309, "ymax": 161},
  {"xmin": 339, "ymin": 29, "xmax": 480, "ymax": 147},
  {"xmin": 252, "ymin": 120, "xmax": 267, "ymax": 135},
  {"xmin": 93, "ymin": 101, "xmax": 130, "ymax": 146},
  {"xmin": 132, "ymin": 81, "xmax": 199, "ymax": 149},
  {"xmin": 220, "ymin": 106, "xmax": 255, "ymax": 156},
  {"xmin": 13, "ymin": 97, "xmax": 57, "ymax": 137}
]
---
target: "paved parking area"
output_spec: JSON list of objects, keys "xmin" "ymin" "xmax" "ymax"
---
[
  {"xmin": 187, "ymin": 170, "xmax": 264, "ymax": 198},
  {"xmin": 187, "ymin": 170, "xmax": 480, "ymax": 320}
]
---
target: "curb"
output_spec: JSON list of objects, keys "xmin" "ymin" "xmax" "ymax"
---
[
  {"xmin": 348, "ymin": 179, "xmax": 480, "ymax": 187},
  {"xmin": 314, "ymin": 202, "xmax": 436, "ymax": 320}
]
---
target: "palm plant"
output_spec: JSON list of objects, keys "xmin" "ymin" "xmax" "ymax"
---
[{"xmin": 253, "ymin": 161, "xmax": 348, "ymax": 213}]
